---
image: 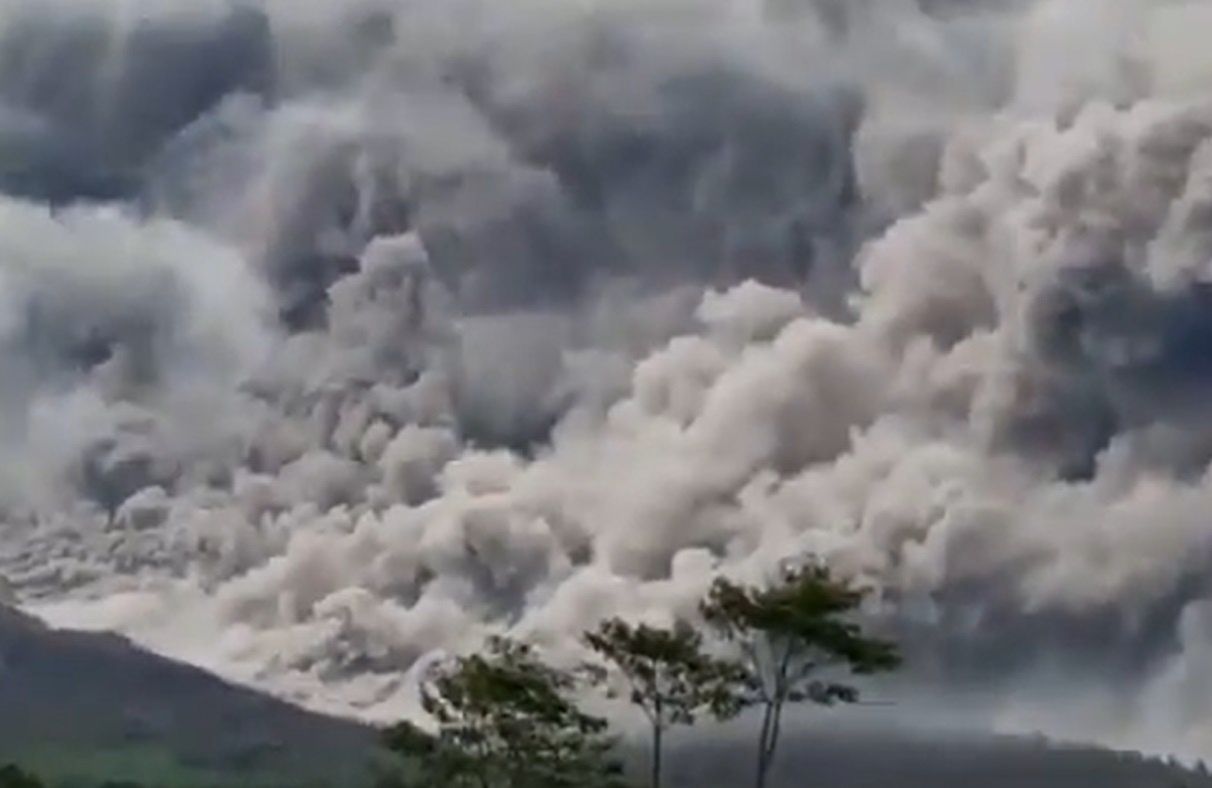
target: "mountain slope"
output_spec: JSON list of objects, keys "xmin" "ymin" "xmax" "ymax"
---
[
  {"xmin": 3, "ymin": 603, "xmax": 1210, "ymax": 787},
  {"xmin": 0, "ymin": 605, "xmax": 374, "ymax": 786}
]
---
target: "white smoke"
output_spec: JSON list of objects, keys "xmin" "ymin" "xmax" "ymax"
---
[{"xmin": 5, "ymin": 0, "xmax": 1212, "ymax": 761}]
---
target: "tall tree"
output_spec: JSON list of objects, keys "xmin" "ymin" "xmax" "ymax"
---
[
  {"xmin": 585, "ymin": 618, "xmax": 744, "ymax": 788},
  {"xmin": 381, "ymin": 636, "xmax": 628, "ymax": 788},
  {"xmin": 700, "ymin": 564, "xmax": 901, "ymax": 788}
]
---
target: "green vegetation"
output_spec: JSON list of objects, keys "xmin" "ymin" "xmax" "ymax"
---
[
  {"xmin": 0, "ymin": 764, "xmax": 44, "ymax": 788},
  {"xmin": 379, "ymin": 636, "xmax": 627, "ymax": 788},
  {"xmin": 584, "ymin": 618, "xmax": 744, "ymax": 788},
  {"xmin": 377, "ymin": 562, "xmax": 899, "ymax": 788},
  {"xmin": 7, "ymin": 563, "xmax": 1212, "ymax": 787},
  {"xmin": 0, "ymin": 745, "xmax": 281, "ymax": 788},
  {"xmin": 701, "ymin": 565, "xmax": 901, "ymax": 788},
  {"xmin": 0, "ymin": 602, "xmax": 372, "ymax": 788},
  {"xmin": 0, "ymin": 742, "xmax": 356, "ymax": 788},
  {"xmin": 0, "ymin": 561, "xmax": 905, "ymax": 787}
]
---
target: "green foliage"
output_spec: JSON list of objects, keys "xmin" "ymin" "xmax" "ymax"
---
[
  {"xmin": 0, "ymin": 745, "xmax": 304, "ymax": 788},
  {"xmin": 380, "ymin": 636, "xmax": 628, "ymax": 788},
  {"xmin": 700, "ymin": 563, "xmax": 901, "ymax": 788},
  {"xmin": 585, "ymin": 618, "xmax": 745, "ymax": 726},
  {"xmin": 585, "ymin": 618, "xmax": 745, "ymax": 788},
  {"xmin": 379, "ymin": 564, "xmax": 903, "ymax": 788},
  {"xmin": 0, "ymin": 765, "xmax": 44, "ymax": 788}
]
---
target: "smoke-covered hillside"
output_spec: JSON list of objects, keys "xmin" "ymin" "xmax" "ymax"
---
[
  {"xmin": 4, "ymin": 601, "xmax": 1211, "ymax": 788},
  {"xmin": 3, "ymin": 0, "xmax": 1212, "ymax": 762}
]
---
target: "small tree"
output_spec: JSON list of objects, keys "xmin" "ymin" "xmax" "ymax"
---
[
  {"xmin": 585, "ymin": 618, "xmax": 745, "ymax": 788},
  {"xmin": 381, "ymin": 636, "xmax": 628, "ymax": 788},
  {"xmin": 700, "ymin": 564, "xmax": 900, "ymax": 788},
  {"xmin": 0, "ymin": 765, "xmax": 43, "ymax": 788}
]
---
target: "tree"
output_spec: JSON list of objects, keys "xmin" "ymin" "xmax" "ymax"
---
[
  {"xmin": 381, "ymin": 636, "xmax": 628, "ymax": 788},
  {"xmin": 585, "ymin": 618, "xmax": 745, "ymax": 788},
  {"xmin": 700, "ymin": 564, "xmax": 901, "ymax": 788},
  {"xmin": 0, "ymin": 765, "xmax": 43, "ymax": 788}
]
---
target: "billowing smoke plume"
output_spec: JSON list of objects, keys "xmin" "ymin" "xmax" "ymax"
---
[{"xmin": 4, "ymin": 0, "xmax": 1212, "ymax": 760}]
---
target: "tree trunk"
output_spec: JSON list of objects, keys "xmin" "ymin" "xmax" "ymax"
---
[
  {"xmin": 652, "ymin": 722, "xmax": 663, "ymax": 788},
  {"xmin": 758, "ymin": 642, "xmax": 793, "ymax": 787},
  {"xmin": 765, "ymin": 700, "xmax": 785, "ymax": 784},
  {"xmin": 755, "ymin": 702, "xmax": 774, "ymax": 788}
]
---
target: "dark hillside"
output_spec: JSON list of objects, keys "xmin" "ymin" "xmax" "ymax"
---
[
  {"xmin": 0, "ymin": 605, "xmax": 373, "ymax": 786},
  {"xmin": 3, "ymin": 605, "xmax": 1210, "ymax": 787}
]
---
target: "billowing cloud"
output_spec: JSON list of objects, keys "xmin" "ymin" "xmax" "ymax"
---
[{"xmin": 5, "ymin": 0, "xmax": 1212, "ymax": 762}]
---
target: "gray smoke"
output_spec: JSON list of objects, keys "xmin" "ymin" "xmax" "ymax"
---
[{"xmin": 3, "ymin": 0, "xmax": 1212, "ymax": 761}]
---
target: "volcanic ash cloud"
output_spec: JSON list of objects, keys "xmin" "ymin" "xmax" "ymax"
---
[{"xmin": 5, "ymin": 0, "xmax": 1212, "ymax": 759}]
